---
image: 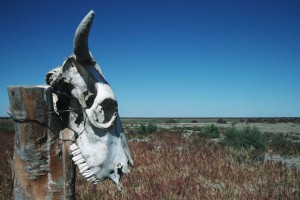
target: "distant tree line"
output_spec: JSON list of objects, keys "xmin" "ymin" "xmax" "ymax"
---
[{"xmin": 240, "ymin": 118, "xmax": 300, "ymax": 124}]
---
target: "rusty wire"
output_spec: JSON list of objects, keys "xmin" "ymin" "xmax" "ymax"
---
[{"xmin": 6, "ymin": 107, "xmax": 86, "ymax": 142}]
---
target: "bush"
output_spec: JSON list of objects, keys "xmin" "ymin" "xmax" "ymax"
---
[
  {"xmin": 137, "ymin": 124, "xmax": 147, "ymax": 134},
  {"xmin": 222, "ymin": 126, "xmax": 267, "ymax": 162},
  {"xmin": 239, "ymin": 119, "xmax": 245, "ymax": 123},
  {"xmin": 165, "ymin": 119, "xmax": 177, "ymax": 123},
  {"xmin": 201, "ymin": 124, "xmax": 220, "ymax": 138},
  {"xmin": 0, "ymin": 123, "xmax": 14, "ymax": 132},
  {"xmin": 222, "ymin": 126, "xmax": 267, "ymax": 151},
  {"xmin": 137, "ymin": 123, "xmax": 158, "ymax": 134},
  {"xmin": 246, "ymin": 118, "xmax": 256, "ymax": 123},
  {"xmin": 217, "ymin": 118, "xmax": 227, "ymax": 124},
  {"xmin": 146, "ymin": 123, "xmax": 158, "ymax": 133},
  {"xmin": 267, "ymin": 133, "xmax": 300, "ymax": 155}
]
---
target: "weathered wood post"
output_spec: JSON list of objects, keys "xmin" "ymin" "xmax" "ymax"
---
[{"xmin": 8, "ymin": 86, "xmax": 76, "ymax": 200}]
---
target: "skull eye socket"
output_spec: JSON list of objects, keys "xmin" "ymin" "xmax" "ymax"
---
[
  {"xmin": 100, "ymin": 98, "xmax": 118, "ymax": 110},
  {"xmin": 86, "ymin": 94, "xmax": 96, "ymax": 108},
  {"xmin": 85, "ymin": 95, "xmax": 117, "ymax": 110}
]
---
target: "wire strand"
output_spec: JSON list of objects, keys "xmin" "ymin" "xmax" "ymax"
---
[{"xmin": 7, "ymin": 107, "xmax": 86, "ymax": 142}]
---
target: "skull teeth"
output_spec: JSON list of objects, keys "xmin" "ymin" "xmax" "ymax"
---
[
  {"xmin": 78, "ymin": 163, "xmax": 89, "ymax": 173},
  {"xmin": 70, "ymin": 143, "xmax": 100, "ymax": 184},
  {"xmin": 87, "ymin": 176, "xmax": 99, "ymax": 183},
  {"xmin": 71, "ymin": 149, "xmax": 81, "ymax": 156},
  {"xmin": 93, "ymin": 180, "xmax": 100, "ymax": 183},
  {"xmin": 82, "ymin": 170, "xmax": 94, "ymax": 178},
  {"xmin": 86, "ymin": 177, "xmax": 95, "ymax": 182},
  {"xmin": 75, "ymin": 158, "xmax": 85, "ymax": 165},
  {"xmin": 72, "ymin": 154, "xmax": 83, "ymax": 162},
  {"xmin": 70, "ymin": 143, "xmax": 79, "ymax": 151}
]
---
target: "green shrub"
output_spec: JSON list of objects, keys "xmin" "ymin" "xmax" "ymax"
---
[
  {"xmin": 137, "ymin": 123, "xmax": 158, "ymax": 134},
  {"xmin": 201, "ymin": 124, "xmax": 220, "ymax": 138},
  {"xmin": 267, "ymin": 133, "xmax": 300, "ymax": 155},
  {"xmin": 146, "ymin": 123, "xmax": 158, "ymax": 133},
  {"xmin": 137, "ymin": 124, "xmax": 147, "ymax": 134},
  {"xmin": 0, "ymin": 124, "xmax": 14, "ymax": 132},
  {"xmin": 165, "ymin": 119, "xmax": 177, "ymax": 123},
  {"xmin": 217, "ymin": 118, "xmax": 227, "ymax": 124},
  {"xmin": 222, "ymin": 126, "xmax": 267, "ymax": 151},
  {"xmin": 222, "ymin": 126, "xmax": 267, "ymax": 162}
]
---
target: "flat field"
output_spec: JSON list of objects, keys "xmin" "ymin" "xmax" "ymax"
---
[
  {"xmin": 122, "ymin": 117, "xmax": 300, "ymax": 134},
  {"xmin": 1, "ymin": 117, "xmax": 300, "ymax": 199}
]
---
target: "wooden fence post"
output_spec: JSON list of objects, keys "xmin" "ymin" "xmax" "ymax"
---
[{"xmin": 8, "ymin": 86, "xmax": 76, "ymax": 200}]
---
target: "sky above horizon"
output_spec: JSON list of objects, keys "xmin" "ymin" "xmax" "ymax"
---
[{"xmin": 0, "ymin": 0, "xmax": 299, "ymax": 117}]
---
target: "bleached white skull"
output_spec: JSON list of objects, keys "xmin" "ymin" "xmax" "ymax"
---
[{"xmin": 46, "ymin": 10, "xmax": 133, "ymax": 191}]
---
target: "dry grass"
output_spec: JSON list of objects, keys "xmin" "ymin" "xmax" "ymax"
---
[
  {"xmin": 75, "ymin": 132, "xmax": 300, "ymax": 199},
  {"xmin": 0, "ymin": 128, "xmax": 14, "ymax": 200},
  {"xmin": 0, "ymin": 121, "xmax": 299, "ymax": 199}
]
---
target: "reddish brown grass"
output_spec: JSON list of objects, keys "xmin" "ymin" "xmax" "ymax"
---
[
  {"xmin": 75, "ymin": 132, "xmax": 300, "ymax": 199},
  {"xmin": 1, "ymin": 129, "xmax": 299, "ymax": 199},
  {"xmin": 0, "ymin": 128, "xmax": 14, "ymax": 200}
]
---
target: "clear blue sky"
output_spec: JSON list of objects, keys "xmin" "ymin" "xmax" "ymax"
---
[{"xmin": 0, "ymin": 0, "xmax": 299, "ymax": 117}]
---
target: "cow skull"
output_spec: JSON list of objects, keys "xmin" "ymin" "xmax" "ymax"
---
[{"xmin": 46, "ymin": 10, "xmax": 133, "ymax": 191}]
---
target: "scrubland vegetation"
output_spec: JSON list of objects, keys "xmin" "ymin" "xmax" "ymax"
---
[
  {"xmin": 1, "ymin": 118, "xmax": 300, "ymax": 199},
  {"xmin": 0, "ymin": 119, "xmax": 14, "ymax": 199}
]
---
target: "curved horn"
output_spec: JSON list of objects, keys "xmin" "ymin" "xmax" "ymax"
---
[{"xmin": 73, "ymin": 10, "xmax": 95, "ymax": 63}]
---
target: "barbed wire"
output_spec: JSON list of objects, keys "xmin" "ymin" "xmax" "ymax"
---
[
  {"xmin": 7, "ymin": 107, "xmax": 86, "ymax": 142},
  {"xmin": 7, "ymin": 107, "xmax": 85, "ymax": 122}
]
